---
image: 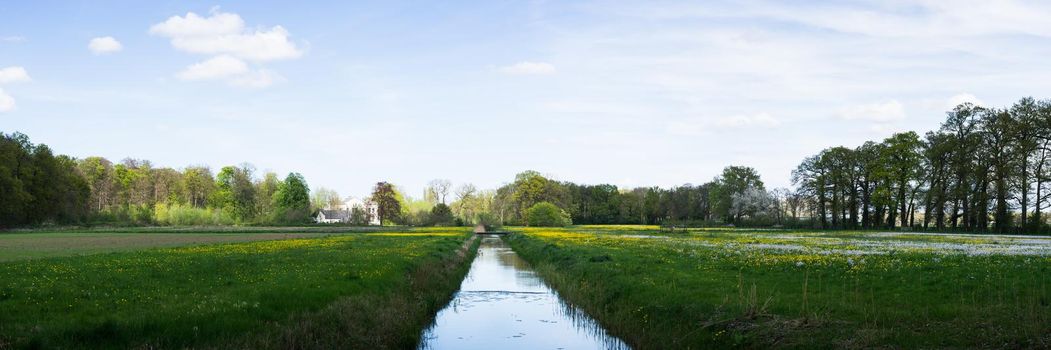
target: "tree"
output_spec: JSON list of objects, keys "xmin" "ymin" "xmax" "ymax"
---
[
  {"xmin": 372, "ymin": 181, "xmax": 402, "ymax": 225},
  {"xmin": 525, "ymin": 202, "xmax": 571, "ymax": 227},
  {"xmin": 311, "ymin": 187, "xmax": 341, "ymax": 210},
  {"xmin": 881, "ymin": 132, "xmax": 923, "ymax": 228},
  {"xmin": 501, "ymin": 170, "xmax": 568, "ymax": 224},
  {"xmin": 429, "ymin": 203, "xmax": 455, "ymax": 226},
  {"xmin": 212, "ymin": 164, "xmax": 256, "ymax": 222},
  {"xmin": 255, "ymin": 172, "xmax": 281, "ymax": 218},
  {"xmin": 0, "ymin": 132, "xmax": 90, "ymax": 227},
  {"xmin": 78, "ymin": 157, "xmax": 114, "ymax": 211},
  {"xmin": 182, "ymin": 166, "xmax": 214, "ymax": 208},
  {"xmin": 272, "ymin": 172, "xmax": 311, "ymax": 224},
  {"xmin": 730, "ymin": 187, "xmax": 776, "ymax": 223},
  {"xmin": 712, "ymin": 166, "xmax": 765, "ymax": 222},
  {"xmin": 451, "ymin": 183, "xmax": 482, "ymax": 224},
  {"xmin": 981, "ymin": 108, "xmax": 1018, "ymax": 232},
  {"xmin": 427, "ymin": 179, "xmax": 452, "ymax": 204}
]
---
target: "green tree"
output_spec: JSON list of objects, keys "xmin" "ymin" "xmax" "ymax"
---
[
  {"xmin": 211, "ymin": 165, "xmax": 256, "ymax": 222},
  {"xmin": 182, "ymin": 166, "xmax": 214, "ymax": 208},
  {"xmin": 881, "ymin": 131, "xmax": 923, "ymax": 228},
  {"xmin": 272, "ymin": 172, "xmax": 311, "ymax": 224},
  {"xmin": 372, "ymin": 181, "xmax": 402, "ymax": 225},
  {"xmin": 713, "ymin": 166, "xmax": 765, "ymax": 223},
  {"xmin": 429, "ymin": 203, "xmax": 455, "ymax": 226},
  {"xmin": 526, "ymin": 201, "xmax": 571, "ymax": 227}
]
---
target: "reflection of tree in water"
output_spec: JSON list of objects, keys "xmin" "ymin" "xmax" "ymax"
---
[{"xmin": 555, "ymin": 295, "xmax": 631, "ymax": 350}]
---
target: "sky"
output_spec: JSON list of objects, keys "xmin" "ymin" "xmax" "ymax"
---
[{"xmin": 2, "ymin": 0, "xmax": 1051, "ymax": 199}]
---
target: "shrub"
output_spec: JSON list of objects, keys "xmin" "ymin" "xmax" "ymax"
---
[
  {"xmin": 154, "ymin": 203, "xmax": 235, "ymax": 226},
  {"xmin": 428, "ymin": 203, "xmax": 455, "ymax": 226},
  {"xmin": 525, "ymin": 202, "xmax": 572, "ymax": 227}
]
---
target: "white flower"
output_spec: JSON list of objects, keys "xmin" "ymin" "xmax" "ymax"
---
[{"xmin": 796, "ymin": 261, "xmax": 805, "ymax": 267}]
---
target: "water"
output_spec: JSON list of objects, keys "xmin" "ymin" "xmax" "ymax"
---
[{"xmin": 419, "ymin": 235, "xmax": 631, "ymax": 350}]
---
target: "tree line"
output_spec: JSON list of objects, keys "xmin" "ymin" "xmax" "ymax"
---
[
  {"xmin": 369, "ymin": 167, "xmax": 781, "ymax": 227},
  {"xmin": 5, "ymin": 96, "xmax": 1048, "ymax": 232},
  {"xmin": 366, "ymin": 97, "xmax": 1050, "ymax": 233},
  {"xmin": 0, "ymin": 132, "xmax": 311, "ymax": 228},
  {"xmin": 793, "ymin": 97, "xmax": 1051, "ymax": 233}
]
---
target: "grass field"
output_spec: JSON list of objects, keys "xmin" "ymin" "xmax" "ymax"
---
[
  {"xmin": 0, "ymin": 226, "xmax": 424, "ymax": 261},
  {"xmin": 508, "ymin": 226, "xmax": 1051, "ymax": 349},
  {"xmin": 0, "ymin": 228, "xmax": 477, "ymax": 349}
]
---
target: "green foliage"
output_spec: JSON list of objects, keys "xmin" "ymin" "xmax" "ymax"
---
[
  {"xmin": 270, "ymin": 172, "xmax": 311, "ymax": 224},
  {"xmin": 372, "ymin": 182, "xmax": 402, "ymax": 225},
  {"xmin": 153, "ymin": 203, "xmax": 235, "ymax": 226},
  {"xmin": 0, "ymin": 132, "xmax": 90, "ymax": 227},
  {"xmin": 212, "ymin": 165, "xmax": 257, "ymax": 222},
  {"xmin": 428, "ymin": 203, "xmax": 455, "ymax": 226},
  {"xmin": 711, "ymin": 165, "xmax": 765, "ymax": 222},
  {"xmin": 525, "ymin": 202, "xmax": 571, "ymax": 227}
]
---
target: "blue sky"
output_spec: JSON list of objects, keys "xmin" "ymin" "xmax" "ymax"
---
[{"xmin": 2, "ymin": 1, "xmax": 1050, "ymax": 198}]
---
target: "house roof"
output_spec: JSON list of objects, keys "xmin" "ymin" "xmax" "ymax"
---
[{"xmin": 319, "ymin": 209, "xmax": 351, "ymax": 220}]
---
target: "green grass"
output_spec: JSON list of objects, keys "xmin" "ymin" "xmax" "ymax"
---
[
  {"xmin": 0, "ymin": 227, "xmax": 468, "ymax": 262},
  {"xmin": 0, "ymin": 232, "xmax": 340, "ymax": 261},
  {"xmin": 507, "ymin": 226, "xmax": 1051, "ymax": 349},
  {"xmin": 0, "ymin": 229, "xmax": 477, "ymax": 349}
]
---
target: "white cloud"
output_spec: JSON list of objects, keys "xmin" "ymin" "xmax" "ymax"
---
[
  {"xmin": 0, "ymin": 88, "xmax": 14, "ymax": 113},
  {"xmin": 498, "ymin": 61, "xmax": 556, "ymax": 75},
  {"xmin": 150, "ymin": 10, "xmax": 302, "ymax": 61},
  {"xmin": 149, "ymin": 11, "xmax": 243, "ymax": 37},
  {"xmin": 88, "ymin": 36, "xmax": 123, "ymax": 55},
  {"xmin": 838, "ymin": 100, "xmax": 905, "ymax": 123},
  {"xmin": 175, "ymin": 55, "xmax": 278, "ymax": 88},
  {"xmin": 946, "ymin": 93, "xmax": 983, "ymax": 109},
  {"xmin": 1, "ymin": 36, "xmax": 26, "ymax": 43},
  {"xmin": 0, "ymin": 66, "xmax": 31, "ymax": 84},
  {"xmin": 0, "ymin": 67, "xmax": 30, "ymax": 113},
  {"xmin": 151, "ymin": 9, "xmax": 301, "ymax": 88},
  {"xmin": 176, "ymin": 55, "xmax": 249, "ymax": 81}
]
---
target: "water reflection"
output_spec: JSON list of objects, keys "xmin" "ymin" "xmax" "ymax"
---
[{"xmin": 419, "ymin": 235, "xmax": 630, "ymax": 350}]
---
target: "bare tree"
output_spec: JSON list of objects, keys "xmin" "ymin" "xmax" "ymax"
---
[{"xmin": 427, "ymin": 179, "xmax": 452, "ymax": 204}]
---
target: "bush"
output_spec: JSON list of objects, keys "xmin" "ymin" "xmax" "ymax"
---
[
  {"xmin": 525, "ymin": 202, "xmax": 572, "ymax": 227},
  {"xmin": 154, "ymin": 203, "xmax": 235, "ymax": 226},
  {"xmin": 269, "ymin": 207, "xmax": 312, "ymax": 225},
  {"xmin": 428, "ymin": 203, "xmax": 455, "ymax": 226}
]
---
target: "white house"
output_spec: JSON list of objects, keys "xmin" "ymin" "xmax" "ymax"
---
[
  {"xmin": 315, "ymin": 196, "xmax": 381, "ymax": 225},
  {"xmin": 316, "ymin": 209, "xmax": 350, "ymax": 224}
]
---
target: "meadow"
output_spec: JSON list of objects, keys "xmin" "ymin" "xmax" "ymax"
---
[
  {"xmin": 0, "ymin": 228, "xmax": 477, "ymax": 349},
  {"xmin": 508, "ymin": 226, "xmax": 1051, "ymax": 349}
]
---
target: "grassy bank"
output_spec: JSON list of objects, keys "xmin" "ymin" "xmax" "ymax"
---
[
  {"xmin": 507, "ymin": 226, "xmax": 1051, "ymax": 349},
  {"xmin": 0, "ymin": 230, "xmax": 477, "ymax": 349}
]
